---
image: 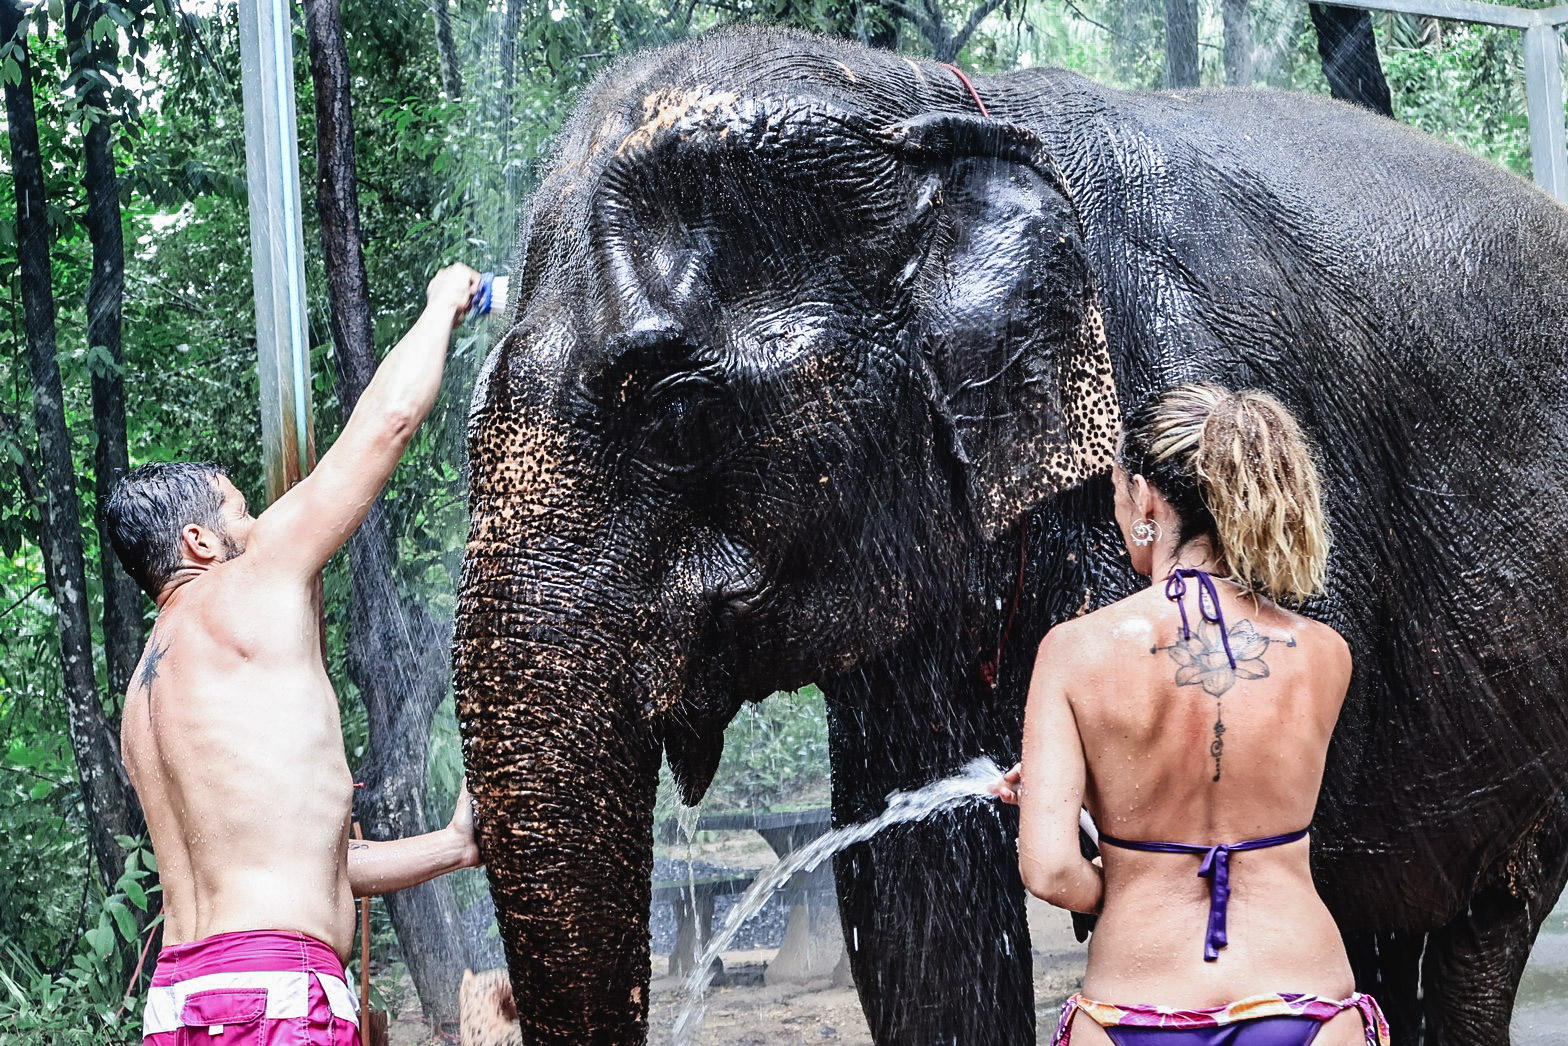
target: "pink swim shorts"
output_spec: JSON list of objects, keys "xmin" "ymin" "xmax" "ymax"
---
[{"xmin": 141, "ymin": 929, "xmax": 359, "ymax": 1045}]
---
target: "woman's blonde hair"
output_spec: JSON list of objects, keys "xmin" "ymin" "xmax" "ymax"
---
[{"xmin": 1118, "ymin": 382, "xmax": 1330, "ymax": 604}]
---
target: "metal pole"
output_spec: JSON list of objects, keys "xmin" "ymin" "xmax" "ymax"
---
[
  {"xmin": 1523, "ymin": 24, "xmax": 1568, "ymax": 203},
  {"xmin": 1298, "ymin": 0, "xmax": 1539, "ymax": 28},
  {"xmin": 238, "ymin": 0, "xmax": 315, "ymax": 503}
]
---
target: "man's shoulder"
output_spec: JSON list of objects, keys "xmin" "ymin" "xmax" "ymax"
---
[
  {"xmin": 156, "ymin": 563, "xmax": 311, "ymax": 663},
  {"xmin": 195, "ymin": 557, "xmax": 312, "ymax": 615}
]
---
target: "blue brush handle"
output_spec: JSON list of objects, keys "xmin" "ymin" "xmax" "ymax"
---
[{"xmin": 466, "ymin": 272, "xmax": 509, "ymax": 322}]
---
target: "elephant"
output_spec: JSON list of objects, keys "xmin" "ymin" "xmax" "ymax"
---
[{"xmin": 452, "ymin": 25, "xmax": 1568, "ymax": 1046}]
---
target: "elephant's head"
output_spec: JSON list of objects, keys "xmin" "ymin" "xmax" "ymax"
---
[{"xmin": 453, "ymin": 28, "xmax": 1118, "ymax": 1042}]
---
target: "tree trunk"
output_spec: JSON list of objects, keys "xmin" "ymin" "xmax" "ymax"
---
[
  {"xmin": 2, "ymin": 0, "xmax": 143, "ymax": 892},
  {"xmin": 431, "ymin": 0, "xmax": 462, "ymax": 99},
  {"xmin": 1222, "ymin": 0, "xmax": 1252, "ymax": 86},
  {"xmin": 301, "ymin": 0, "xmax": 472, "ymax": 1028},
  {"xmin": 1164, "ymin": 0, "xmax": 1200, "ymax": 87},
  {"xmin": 67, "ymin": 0, "xmax": 144, "ymax": 700},
  {"xmin": 343, "ymin": 511, "xmax": 468, "ymax": 1029},
  {"xmin": 1309, "ymin": 5, "xmax": 1393, "ymax": 116}
]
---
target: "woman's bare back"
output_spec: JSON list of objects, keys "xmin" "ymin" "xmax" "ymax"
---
[{"xmin": 1057, "ymin": 578, "xmax": 1355, "ymax": 1016}]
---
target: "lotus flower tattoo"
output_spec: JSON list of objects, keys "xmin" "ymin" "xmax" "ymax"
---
[
  {"xmin": 1153, "ymin": 617, "xmax": 1296, "ymax": 780},
  {"xmin": 1156, "ymin": 617, "xmax": 1294, "ymax": 698}
]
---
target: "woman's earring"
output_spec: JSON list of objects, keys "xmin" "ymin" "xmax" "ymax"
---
[{"xmin": 1132, "ymin": 519, "xmax": 1162, "ymax": 547}]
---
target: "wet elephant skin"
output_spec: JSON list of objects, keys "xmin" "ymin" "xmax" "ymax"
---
[{"xmin": 453, "ymin": 26, "xmax": 1568, "ymax": 1045}]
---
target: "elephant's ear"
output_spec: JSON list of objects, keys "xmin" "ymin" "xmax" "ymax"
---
[{"xmin": 891, "ymin": 114, "xmax": 1120, "ymax": 539}]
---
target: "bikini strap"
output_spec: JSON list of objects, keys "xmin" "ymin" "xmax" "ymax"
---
[
  {"xmin": 1098, "ymin": 827, "xmax": 1310, "ymax": 961},
  {"xmin": 1351, "ymin": 993, "xmax": 1393, "ymax": 1046},
  {"xmin": 1051, "ymin": 993, "xmax": 1081, "ymax": 1046},
  {"xmin": 1165, "ymin": 568, "xmax": 1236, "ymax": 669}
]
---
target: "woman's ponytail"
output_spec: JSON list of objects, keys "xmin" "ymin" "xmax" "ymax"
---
[{"xmin": 1120, "ymin": 383, "xmax": 1330, "ymax": 604}]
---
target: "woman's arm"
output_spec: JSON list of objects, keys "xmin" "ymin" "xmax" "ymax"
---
[{"xmin": 1016, "ymin": 629, "xmax": 1103, "ymax": 915}]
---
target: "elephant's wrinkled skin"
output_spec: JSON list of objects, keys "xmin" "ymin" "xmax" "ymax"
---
[{"xmin": 453, "ymin": 27, "xmax": 1568, "ymax": 1045}]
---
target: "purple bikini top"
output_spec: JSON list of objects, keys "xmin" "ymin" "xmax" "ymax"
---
[
  {"xmin": 1096, "ymin": 568, "xmax": 1309, "ymax": 962},
  {"xmin": 1164, "ymin": 567, "xmax": 1236, "ymax": 669},
  {"xmin": 1097, "ymin": 826, "xmax": 1310, "ymax": 961}
]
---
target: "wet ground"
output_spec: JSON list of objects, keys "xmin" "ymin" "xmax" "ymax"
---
[
  {"xmin": 641, "ymin": 897, "xmax": 1084, "ymax": 1045},
  {"xmin": 386, "ymin": 885, "xmax": 1568, "ymax": 1043},
  {"xmin": 1512, "ymin": 891, "xmax": 1568, "ymax": 1043}
]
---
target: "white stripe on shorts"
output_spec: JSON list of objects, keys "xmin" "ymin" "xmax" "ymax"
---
[{"xmin": 142, "ymin": 969, "xmax": 358, "ymax": 1036}]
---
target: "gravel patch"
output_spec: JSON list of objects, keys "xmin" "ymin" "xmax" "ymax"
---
[
  {"xmin": 651, "ymin": 857, "xmax": 787, "ymax": 954},
  {"xmin": 454, "ymin": 858, "xmax": 789, "ymax": 967}
]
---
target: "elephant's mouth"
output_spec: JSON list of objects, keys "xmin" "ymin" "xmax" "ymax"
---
[
  {"xmin": 700, "ymin": 581, "xmax": 828, "ymax": 694},
  {"xmin": 714, "ymin": 587, "xmax": 767, "ymax": 629}
]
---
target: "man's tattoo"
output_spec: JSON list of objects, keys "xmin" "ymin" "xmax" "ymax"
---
[
  {"xmin": 138, "ymin": 635, "xmax": 170, "ymax": 696},
  {"xmin": 348, "ymin": 842, "xmax": 369, "ymax": 851},
  {"xmin": 1151, "ymin": 617, "xmax": 1295, "ymax": 782}
]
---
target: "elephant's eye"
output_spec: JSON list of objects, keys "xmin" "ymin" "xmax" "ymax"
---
[{"xmin": 635, "ymin": 374, "xmax": 733, "ymax": 476}]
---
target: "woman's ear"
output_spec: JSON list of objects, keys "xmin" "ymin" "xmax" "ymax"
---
[
  {"xmin": 889, "ymin": 114, "xmax": 1120, "ymax": 540},
  {"xmin": 1132, "ymin": 474, "xmax": 1155, "ymax": 521}
]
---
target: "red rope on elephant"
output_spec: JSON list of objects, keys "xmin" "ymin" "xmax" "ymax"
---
[
  {"xmin": 938, "ymin": 62, "xmax": 990, "ymax": 118},
  {"xmin": 979, "ymin": 520, "xmax": 1028, "ymax": 690}
]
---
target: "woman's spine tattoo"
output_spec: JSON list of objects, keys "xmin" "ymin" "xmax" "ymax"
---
[{"xmin": 1151, "ymin": 617, "xmax": 1294, "ymax": 782}]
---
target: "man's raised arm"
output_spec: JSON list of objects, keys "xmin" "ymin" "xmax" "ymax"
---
[{"xmin": 248, "ymin": 264, "xmax": 482, "ymax": 577}]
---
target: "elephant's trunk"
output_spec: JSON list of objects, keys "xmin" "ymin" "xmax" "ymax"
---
[{"xmin": 454, "ymin": 546, "xmax": 662, "ymax": 1044}]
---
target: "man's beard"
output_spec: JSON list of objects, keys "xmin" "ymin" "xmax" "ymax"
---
[{"xmin": 215, "ymin": 527, "xmax": 245, "ymax": 562}]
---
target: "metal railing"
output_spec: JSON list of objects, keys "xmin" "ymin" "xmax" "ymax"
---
[{"xmin": 1320, "ymin": 0, "xmax": 1568, "ymax": 201}]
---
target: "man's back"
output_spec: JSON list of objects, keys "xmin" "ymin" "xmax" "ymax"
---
[
  {"xmin": 121, "ymin": 541, "xmax": 358, "ymax": 957},
  {"xmin": 109, "ymin": 267, "xmax": 483, "ymax": 1046}
]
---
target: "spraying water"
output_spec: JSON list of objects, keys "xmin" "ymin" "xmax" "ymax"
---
[{"xmin": 671, "ymin": 756, "xmax": 1007, "ymax": 1044}]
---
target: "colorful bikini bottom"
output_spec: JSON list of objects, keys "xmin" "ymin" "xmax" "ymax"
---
[{"xmin": 1052, "ymin": 991, "xmax": 1391, "ymax": 1046}]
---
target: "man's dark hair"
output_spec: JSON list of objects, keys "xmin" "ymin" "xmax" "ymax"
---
[{"xmin": 106, "ymin": 462, "xmax": 229, "ymax": 598}]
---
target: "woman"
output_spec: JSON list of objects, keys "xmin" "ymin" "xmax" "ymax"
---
[{"xmin": 997, "ymin": 383, "xmax": 1388, "ymax": 1045}]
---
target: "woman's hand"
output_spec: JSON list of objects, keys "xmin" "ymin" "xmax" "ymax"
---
[{"xmin": 990, "ymin": 762, "xmax": 1023, "ymax": 805}]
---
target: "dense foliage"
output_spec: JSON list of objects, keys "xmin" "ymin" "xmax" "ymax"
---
[{"xmin": 0, "ymin": 0, "xmax": 1557, "ymax": 1039}]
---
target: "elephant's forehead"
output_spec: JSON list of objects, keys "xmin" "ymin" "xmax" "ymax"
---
[
  {"xmin": 612, "ymin": 84, "xmax": 742, "ymax": 157},
  {"xmin": 558, "ymin": 90, "xmax": 866, "ymax": 205}
]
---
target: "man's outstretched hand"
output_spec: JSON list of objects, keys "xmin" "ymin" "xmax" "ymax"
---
[{"xmin": 449, "ymin": 777, "xmax": 481, "ymax": 869}]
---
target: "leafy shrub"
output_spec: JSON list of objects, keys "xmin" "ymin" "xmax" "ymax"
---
[{"xmin": 0, "ymin": 837, "xmax": 160, "ymax": 1046}]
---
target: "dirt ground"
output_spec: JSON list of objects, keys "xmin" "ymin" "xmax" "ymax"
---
[{"xmin": 385, "ymin": 897, "xmax": 1087, "ymax": 1045}]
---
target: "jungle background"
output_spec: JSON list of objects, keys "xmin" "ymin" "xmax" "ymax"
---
[{"xmin": 0, "ymin": 0, "xmax": 1551, "ymax": 1040}]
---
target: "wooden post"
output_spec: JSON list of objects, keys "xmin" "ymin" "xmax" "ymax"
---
[{"xmin": 238, "ymin": 0, "xmax": 315, "ymax": 503}]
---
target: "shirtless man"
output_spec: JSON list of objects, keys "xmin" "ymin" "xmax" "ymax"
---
[{"xmin": 107, "ymin": 264, "xmax": 485, "ymax": 1046}]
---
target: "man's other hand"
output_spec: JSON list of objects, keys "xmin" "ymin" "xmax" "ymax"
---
[
  {"xmin": 427, "ymin": 264, "xmax": 483, "ymax": 330},
  {"xmin": 449, "ymin": 777, "xmax": 481, "ymax": 869}
]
